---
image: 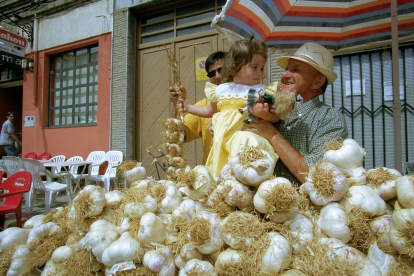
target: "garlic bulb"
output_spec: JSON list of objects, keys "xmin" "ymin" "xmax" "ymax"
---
[
  {"xmin": 318, "ymin": 203, "xmax": 351, "ymax": 243},
  {"xmin": 370, "ymin": 215, "xmax": 397, "ymax": 254},
  {"xmin": 216, "ymin": 178, "xmax": 254, "ymax": 211},
  {"xmin": 260, "ymin": 232, "xmax": 292, "ymax": 274},
  {"xmin": 216, "ymin": 162, "xmax": 234, "ymax": 184},
  {"xmin": 124, "ymin": 194, "xmax": 157, "ymax": 219},
  {"xmin": 142, "ymin": 244, "xmax": 175, "ymax": 276},
  {"xmin": 26, "ymin": 222, "xmax": 62, "ymax": 250},
  {"xmin": 85, "ymin": 220, "xmax": 121, "ymax": 262},
  {"xmin": 179, "ymin": 259, "xmax": 217, "ymax": 276},
  {"xmin": 178, "ymin": 165, "xmax": 215, "ymax": 200},
  {"xmin": 102, "ymin": 232, "xmax": 145, "ymax": 267},
  {"xmin": 215, "ymin": 248, "xmax": 243, "ymax": 275},
  {"xmin": 389, "ymin": 204, "xmax": 414, "ymax": 257},
  {"xmin": 189, "ymin": 211, "xmax": 223, "ymax": 254},
  {"xmin": 70, "ymin": 185, "xmax": 106, "ymax": 218},
  {"xmin": 303, "ymin": 161, "xmax": 348, "ymax": 206},
  {"xmin": 229, "ymin": 148, "xmax": 275, "ymax": 187},
  {"xmin": 221, "ymin": 211, "xmax": 259, "ymax": 249},
  {"xmin": 172, "ymin": 198, "xmax": 205, "ymax": 222},
  {"xmin": 253, "ymin": 177, "xmax": 299, "ymax": 223},
  {"xmin": 7, "ymin": 245, "xmax": 34, "ymax": 276},
  {"xmin": 23, "ymin": 215, "xmax": 45, "ymax": 229},
  {"xmin": 41, "ymin": 246, "xmax": 73, "ymax": 276},
  {"xmin": 340, "ymin": 185, "xmax": 386, "ymax": 216},
  {"xmin": 345, "ymin": 167, "xmax": 367, "ymax": 187},
  {"xmin": 367, "ymin": 242, "xmax": 395, "ymax": 276},
  {"xmin": 124, "ymin": 162, "xmax": 146, "ymax": 183},
  {"xmin": 367, "ymin": 167, "xmax": 401, "ymax": 200},
  {"xmin": 158, "ymin": 184, "xmax": 183, "ymax": 214},
  {"xmin": 327, "ymin": 246, "xmax": 381, "ymax": 275},
  {"xmin": 105, "ymin": 190, "xmax": 123, "ymax": 207},
  {"xmin": 174, "ymin": 243, "xmax": 203, "ymax": 269},
  {"xmin": 396, "ymin": 175, "xmax": 414, "ymax": 208},
  {"xmin": 284, "ymin": 214, "xmax": 314, "ymax": 253},
  {"xmin": 0, "ymin": 227, "xmax": 30, "ymax": 252},
  {"xmin": 138, "ymin": 212, "xmax": 167, "ymax": 245},
  {"xmin": 323, "ymin": 138, "xmax": 366, "ymax": 174}
]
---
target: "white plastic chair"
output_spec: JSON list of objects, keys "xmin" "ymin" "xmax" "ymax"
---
[
  {"xmin": 48, "ymin": 155, "xmax": 66, "ymax": 174},
  {"xmin": 86, "ymin": 151, "xmax": 123, "ymax": 192},
  {"xmin": 81, "ymin": 151, "xmax": 106, "ymax": 182},
  {"xmin": 0, "ymin": 160, "xmax": 8, "ymax": 183},
  {"xmin": 22, "ymin": 159, "xmax": 69, "ymax": 213},
  {"xmin": 2, "ymin": 156, "xmax": 31, "ymax": 211},
  {"xmin": 67, "ymin": 156, "xmax": 84, "ymax": 193}
]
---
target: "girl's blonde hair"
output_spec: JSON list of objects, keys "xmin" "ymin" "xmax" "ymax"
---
[{"xmin": 221, "ymin": 37, "xmax": 268, "ymax": 83}]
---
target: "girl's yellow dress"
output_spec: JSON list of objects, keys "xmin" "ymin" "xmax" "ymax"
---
[{"xmin": 205, "ymin": 82, "xmax": 280, "ymax": 177}]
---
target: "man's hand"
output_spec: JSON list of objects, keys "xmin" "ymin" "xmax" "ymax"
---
[
  {"xmin": 169, "ymin": 85, "xmax": 187, "ymax": 105},
  {"xmin": 241, "ymin": 119, "xmax": 278, "ymax": 141}
]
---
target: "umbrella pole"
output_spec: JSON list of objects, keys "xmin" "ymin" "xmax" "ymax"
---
[{"xmin": 391, "ymin": 0, "xmax": 402, "ymax": 173}]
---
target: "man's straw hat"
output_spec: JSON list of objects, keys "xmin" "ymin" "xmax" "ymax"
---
[{"xmin": 277, "ymin": 42, "xmax": 338, "ymax": 85}]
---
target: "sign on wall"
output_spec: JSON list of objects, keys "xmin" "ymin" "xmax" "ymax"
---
[
  {"xmin": 0, "ymin": 29, "xmax": 27, "ymax": 48},
  {"xmin": 0, "ymin": 42, "xmax": 25, "ymax": 57},
  {"xmin": 0, "ymin": 51, "xmax": 22, "ymax": 68},
  {"xmin": 195, "ymin": 57, "xmax": 209, "ymax": 81}
]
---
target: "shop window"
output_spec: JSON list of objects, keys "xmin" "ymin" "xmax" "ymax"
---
[{"xmin": 49, "ymin": 45, "xmax": 98, "ymax": 127}]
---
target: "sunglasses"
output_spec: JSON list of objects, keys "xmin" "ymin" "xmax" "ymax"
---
[{"xmin": 207, "ymin": 67, "xmax": 222, "ymax": 78}]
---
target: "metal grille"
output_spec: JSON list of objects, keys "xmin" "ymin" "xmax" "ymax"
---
[{"xmin": 322, "ymin": 44, "xmax": 414, "ymax": 170}]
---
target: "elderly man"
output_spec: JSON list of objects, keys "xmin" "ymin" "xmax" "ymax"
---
[
  {"xmin": 169, "ymin": 51, "xmax": 226, "ymax": 165},
  {"xmin": 244, "ymin": 42, "xmax": 348, "ymax": 185}
]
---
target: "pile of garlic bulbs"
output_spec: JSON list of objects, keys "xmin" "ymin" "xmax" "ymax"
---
[{"xmin": 1, "ymin": 138, "xmax": 413, "ymax": 275}]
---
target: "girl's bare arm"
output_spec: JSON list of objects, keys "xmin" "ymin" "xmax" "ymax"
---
[{"xmin": 178, "ymin": 99, "xmax": 217, "ymax": 118}]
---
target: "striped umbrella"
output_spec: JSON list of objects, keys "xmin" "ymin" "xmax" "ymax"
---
[{"xmin": 212, "ymin": 0, "xmax": 414, "ymax": 53}]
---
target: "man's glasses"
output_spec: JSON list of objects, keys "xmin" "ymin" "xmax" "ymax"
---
[{"xmin": 207, "ymin": 67, "xmax": 222, "ymax": 78}]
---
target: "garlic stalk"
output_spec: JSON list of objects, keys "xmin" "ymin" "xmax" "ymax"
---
[
  {"xmin": 142, "ymin": 244, "xmax": 175, "ymax": 276},
  {"xmin": 0, "ymin": 227, "xmax": 30, "ymax": 252},
  {"xmin": 102, "ymin": 232, "xmax": 145, "ymax": 267},
  {"xmin": 340, "ymin": 185, "xmax": 386, "ymax": 217},
  {"xmin": 253, "ymin": 177, "xmax": 299, "ymax": 223},
  {"xmin": 303, "ymin": 161, "xmax": 348, "ymax": 206},
  {"xmin": 279, "ymin": 269, "xmax": 307, "ymax": 276},
  {"xmin": 318, "ymin": 203, "xmax": 351, "ymax": 243},
  {"xmin": 366, "ymin": 167, "xmax": 401, "ymax": 200},
  {"xmin": 229, "ymin": 147, "xmax": 275, "ymax": 187},
  {"xmin": 370, "ymin": 215, "xmax": 398, "ymax": 254},
  {"xmin": 178, "ymin": 259, "xmax": 217, "ymax": 276},
  {"xmin": 138, "ymin": 212, "xmax": 167, "ymax": 245},
  {"xmin": 323, "ymin": 138, "xmax": 366, "ymax": 174},
  {"xmin": 6, "ymin": 245, "xmax": 34, "ymax": 276},
  {"xmin": 396, "ymin": 175, "xmax": 414, "ymax": 208},
  {"xmin": 85, "ymin": 219, "xmax": 122, "ymax": 263},
  {"xmin": 389, "ymin": 203, "xmax": 414, "ymax": 258},
  {"xmin": 174, "ymin": 243, "xmax": 203, "ymax": 269}
]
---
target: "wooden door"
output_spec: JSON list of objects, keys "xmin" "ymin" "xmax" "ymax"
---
[{"xmin": 136, "ymin": 35, "xmax": 226, "ymax": 179}]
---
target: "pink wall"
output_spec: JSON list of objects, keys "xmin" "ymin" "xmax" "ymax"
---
[{"xmin": 21, "ymin": 33, "xmax": 112, "ymax": 160}]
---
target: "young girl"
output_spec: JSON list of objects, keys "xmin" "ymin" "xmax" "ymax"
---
[{"xmin": 179, "ymin": 38, "xmax": 283, "ymax": 177}]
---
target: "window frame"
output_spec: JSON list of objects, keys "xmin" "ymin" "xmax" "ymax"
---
[{"xmin": 48, "ymin": 44, "xmax": 99, "ymax": 128}]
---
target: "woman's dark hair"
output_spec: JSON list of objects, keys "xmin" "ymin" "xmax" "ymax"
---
[
  {"xmin": 221, "ymin": 37, "xmax": 267, "ymax": 83},
  {"xmin": 205, "ymin": 51, "xmax": 227, "ymax": 73},
  {"xmin": 7, "ymin": 111, "xmax": 16, "ymax": 117}
]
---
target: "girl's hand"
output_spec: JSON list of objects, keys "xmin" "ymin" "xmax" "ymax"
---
[
  {"xmin": 178, "ymin": 99, "xmax": 189, "ymax": 112},
  {"xmin": 250, "ymin": 102, "xmax": 273, "ymax": 121}
]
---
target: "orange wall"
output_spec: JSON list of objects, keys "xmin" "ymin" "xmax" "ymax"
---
[{"xmin": 21, "ymin": 33, "xmax": 112, "ymax": 160}]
